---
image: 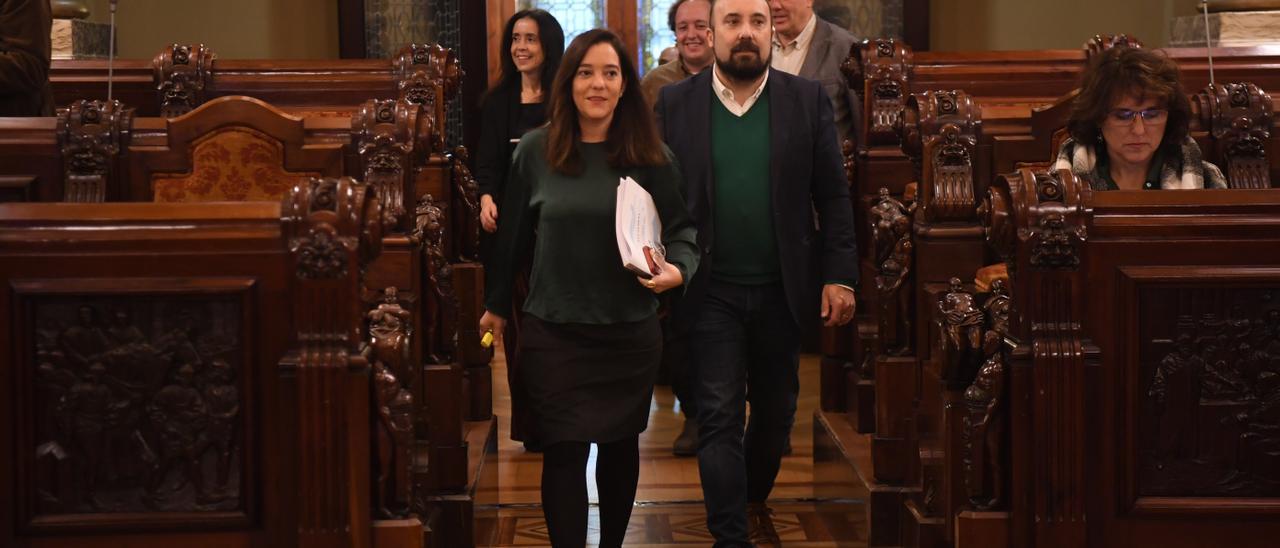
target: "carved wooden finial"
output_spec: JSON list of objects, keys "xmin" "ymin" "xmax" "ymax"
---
[
  {"xmin": 153, "ymin": 44, "xmax": 215, "ymax": 118},
  {"xmin": 57, "ymin": 99, "xmax": 133, "ymax": 202}
]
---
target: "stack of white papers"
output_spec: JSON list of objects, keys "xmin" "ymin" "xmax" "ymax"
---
[{"xmin": 615, "ymin": 176, "xmax": 665, "ymax": 278}]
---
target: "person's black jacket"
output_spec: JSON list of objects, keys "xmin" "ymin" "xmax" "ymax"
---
[
  {"xmin": 0, "ymin": 0, "xmax": 54, "ymax": 116},
  {"xmin": 475, "ymin": 86, "xmax": 532, "ymax": 201},
  {"xmin": 655, "ymin": 68, "xmax": 859, "ymax": 332}
]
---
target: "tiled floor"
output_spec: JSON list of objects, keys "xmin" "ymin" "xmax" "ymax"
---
[{"xmin": 486, "ymin": 341, "xmax": 867, "ymax": 547}]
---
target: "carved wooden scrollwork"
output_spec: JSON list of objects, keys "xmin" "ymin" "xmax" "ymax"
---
[
  {"xmin": 449, "ymin": 146, "xmax": 480, "ymax": 262},
  {"xmin": 986, "ymin": 167, "xmax": 1088, "ymax": 273},
  {"xmin": 354, "ymin": 99, "xmax": 426, "ymax": 229},
  {"xmin": 153, "ymin": 44, "xmax": 215, "ymax": 118},
  {"xmin": 409, "ymin": 195, "xmax": 457, "ymax": 365},
  {"xmin": 365, "ymin": 287, "xmax": 414, "ymax": 518},
  {"xmin": 1084, "ymin": 33, "xmax": 1142, "ymax": 57},
  {"xmin": 394, "ymin": 43, "xmax": 461, "ymax": 154},
  {"xmin": 843, "ymin": 38, "xmax": 913, "ymax": 147},
  {"xmin": 1195, "ymin": 82, "xmax": 1274, "ymax": 189},
  {"xmin": 57, "ymin": 99, "xmax": 133, "ymax": 203},
  {"xmin": 903, "ymin": 90, "xmax": 981, "ymax": 224},
  {"xmin": 285, "ymin": 177, "xmax": 384, "ymax": 281},
  {"xmin": 870, "ymin": 187, "xmax": 916, "ymax": 355}
]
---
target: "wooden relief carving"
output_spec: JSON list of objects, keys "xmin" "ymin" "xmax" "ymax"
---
[
  {"xmin": 32, "ymin": 299, "xmax": 242, "ymax": 515},
  {"xmin": 1141, "ymin": 294, "xmax": 1280, "ymax": 497},
  {"xmin": 365, "ymin": 287, "xmax": 414, "ymax": 518},
  {"xmin": 841, "ymin": 139, "xmax": 856, "ymax": 186},
  {"xmin": 844, "ymin": 38, "xmax": 912, "ymax": 147},
  {"xmin": 153, "ymin": 44, "xmax": 215, "ymax": 118},
  {"xmin": 410, "ymin": 195, "xmax": 458, "ymax": 365},
  {"xmin": 1196, "ymin": 82, "xmax": 1274, "ymax": 189},
  {"xmin": 903, "ymin": 91, "xmax": 980, "ymax": 224},
  {"xmin": 962, "ymin": 279, "xmax": 1011, "ymax": 510},
  {"xmin": 1085, "ymin": 34, "xmax": 1142, "ymax": 57},
  {"xmin": 450, "ymin": 146, "xmax": 480, "ymax": 262},
  {"xmin": 57, "ymin": 100, "xmax": 132, "ymax": 203},
  {"xmin": 870, "ymin": 187, "xmax": 915, "ymax": 355},
  {"xmin": 394, "ymin": 43, "xmax": 461, "ymax": 154},
  {"xmin": 354, "ymin": 99, "xmax": 422, "ymax": 229}
]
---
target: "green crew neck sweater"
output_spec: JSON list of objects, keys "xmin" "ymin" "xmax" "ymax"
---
[
  {"xmin": 484, "ymin": 128, "xmax": 700, "ymax": 324},
  {"xmin": 710, "ymin": 86, "xmax": 778, "ymax": 284}
]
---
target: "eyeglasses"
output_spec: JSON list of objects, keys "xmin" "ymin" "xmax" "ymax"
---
[{"xmin": 1105, "ymin": 108, "xmax": 1168, "ymax": 126}]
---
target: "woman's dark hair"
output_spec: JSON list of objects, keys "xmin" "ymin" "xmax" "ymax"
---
[
  {"xmin": 1067, "ymin": 46, "xmax": 1191, "ymax": 157},
  {"xmin": 545, "ymin": 29, "xmax": 669, "ymax": 175},
  {"xmin": 486, "ymin": 9, "xmax": 565, "ymax": 104}
]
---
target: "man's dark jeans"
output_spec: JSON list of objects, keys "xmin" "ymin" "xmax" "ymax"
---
[{"xmin": 688, "ymin": 280, "xmax": 801, "ymax": 547}]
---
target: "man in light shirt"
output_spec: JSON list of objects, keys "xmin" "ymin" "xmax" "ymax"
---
[
  {"xmin": 768, "ymin": 0, "xmax": 860, "ymax": 143},
  {"xmin": 654, "ymin": 0, "xmax": 859, "ymax": 545}
]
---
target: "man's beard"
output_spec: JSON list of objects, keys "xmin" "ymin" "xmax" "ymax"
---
[{"xmin": 716, "ymin": 40, "xmax": 768, "ymax": 82}]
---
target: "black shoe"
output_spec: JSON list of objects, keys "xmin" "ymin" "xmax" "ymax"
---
[
  {"xmin": 672, "ymin": 418, "xmax": 698, "ymax": 456},
  {"xmin": 523, "ymin": 440, "xmax": 543, "ymax": 453},
  {"xmin": 747, "ymin": 502, "xmax": 781, "ymax": 547}
]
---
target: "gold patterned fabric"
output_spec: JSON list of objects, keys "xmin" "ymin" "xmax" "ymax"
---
[{"xmin": 152, "ymin": 127, "xmax": 320, "ymax": 202}]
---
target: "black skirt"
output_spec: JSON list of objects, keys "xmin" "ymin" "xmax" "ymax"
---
[{"xmin": 517, "ymin": 314, "xmax": 662, "ymax": 446}]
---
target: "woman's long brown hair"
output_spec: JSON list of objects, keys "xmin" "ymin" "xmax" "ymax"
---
[{"xmin": 545, "ymin": 29, "xmax": 668, "ymax": 175}]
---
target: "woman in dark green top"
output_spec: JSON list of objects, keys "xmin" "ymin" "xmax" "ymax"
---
[{"xmin": 479, "ymin": 29, "xmax": 698, "ymax": 547}]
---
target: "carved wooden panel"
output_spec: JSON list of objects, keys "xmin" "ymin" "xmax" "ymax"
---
[
  {"xmin": 844, "ymin": 38, "xmax": 913, "ymax": 147},
  {"xmin": 153, "ymin": 44, "xmax": 216, "ymax": 118},
  {"xmin": 1195, "ymin": 82, "xmax": 1274, "ymax": 189},
  {"xmin": 903, "ymin": 90, "xmax": 980, "ymax": 224},
  {"xmin": 56, "ymin": 100, "xmax": 133, "ymax": 203},
  {"xmin": 353, "ymin": 99, "xmax": 427, "ymax": 230},
  {"xmin": 394, "ymin": 43, "xmax": 461, "ymax": 155},
  {"xmin": 1133, "ymin": 285, "xmax": 1280, "ymax": 499},
  {"xmin": 12, "ymin": 280, "xmax": 255, "ymax": 532},
  {"xmin": 1084, "ymin": 34, "xmax": 1143, "ymax": 58}
]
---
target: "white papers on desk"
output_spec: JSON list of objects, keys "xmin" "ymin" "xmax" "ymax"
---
[{"xmin": 615, "ymin": 176, "xmax": 665, "ymax": 279}]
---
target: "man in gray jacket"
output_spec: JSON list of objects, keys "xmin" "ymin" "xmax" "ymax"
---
[{"xmin": 768, "ymin": 0, "xmax": 860, "ymax": 144}]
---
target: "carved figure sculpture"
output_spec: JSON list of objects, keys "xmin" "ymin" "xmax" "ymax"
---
[
  {"xmin": 963, "ymin": 329, "xmax": 1007, "ymax": 509},
  {"xmin": 59, "ymin": 362, "xmax": 111, "ymax": 509},
  {"xmin": 938, "ymin": 278, "xmax": 985, "ymax": 385},
  {"xmin": 202, "ymin": 359, "xmax": 239, "ymax": 491},
  {"xmin": 366, "ymin": 286, "xmax": 414, "ymax": 518},
  {"xmin": 145, "ymin": 364, "xmax": 212, "ymax": 507},
  {"xmin": 411, "ymin": 196, "xmax": 457, "ymax": 364},
  {"xmin": 1149, "ymin": 333, "xmax": 1203, "ymax": 466},
  {"xmin": 874, "ymin": 200, "xmax": 914, "ymax": 355}
]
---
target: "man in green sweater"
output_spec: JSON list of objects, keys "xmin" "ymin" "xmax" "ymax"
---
[{"xmin": 654, "ymin": 0, "xmax": 859, "ymax": 545}]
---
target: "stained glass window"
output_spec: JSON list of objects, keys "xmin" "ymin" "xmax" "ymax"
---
[
  {"xmin": 639, "ymin": 0, "xmax": 677, "ymax": 75},
  {"xmin": 364, "ymin": 0, "xmax": 435, "ymax": 59},
  {"xmin": 519, "ymin": 0, "xmax": 606, "ymax": 49}
]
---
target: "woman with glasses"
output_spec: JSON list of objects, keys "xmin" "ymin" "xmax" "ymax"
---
[{"xmin": 1057, "ymin": 46, "xmax": 1226, "ymax": 190}]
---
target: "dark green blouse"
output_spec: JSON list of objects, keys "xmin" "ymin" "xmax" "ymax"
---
[{"xmin": 484, "ymin": 128, "xmax": 699, "ymax": 324}]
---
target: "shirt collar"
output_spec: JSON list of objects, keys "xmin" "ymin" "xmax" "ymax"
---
[
  {"xmin": 773, "ymin": 12, "xmax": 817, "ymax": 52},
  {"xmin": 711, "ymin": 66, "xmax": 769, "ymax": 114}
]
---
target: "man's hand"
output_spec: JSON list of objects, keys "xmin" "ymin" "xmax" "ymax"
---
[
  {"xmin": 480, "ymin": 194, "xmax": 498, "ymax": 233},
  {"xmin": 479, "ymin": 310, "xmax": 506, "ymax": 347},
  {"xmin": 820, "ymin": 284, "xmax": 857, "ymax": 327},
  {"xmin": 637, "ymin": 254, "xmax": 683, "ymax": 294}
]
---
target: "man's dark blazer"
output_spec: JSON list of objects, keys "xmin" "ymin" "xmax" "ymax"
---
[{"xmin": 654, "ymin": 68, "xmax": 859, "ymax": 332}]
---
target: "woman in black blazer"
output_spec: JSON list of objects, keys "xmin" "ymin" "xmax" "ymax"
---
[{"xmin": 475, "ymin": 9, "xmax": 564, "ymax": 451}]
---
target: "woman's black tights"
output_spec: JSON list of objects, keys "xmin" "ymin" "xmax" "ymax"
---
[{"xmin": 540, "ymin": 436, "xmax": 640, "ymax": 548}]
